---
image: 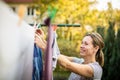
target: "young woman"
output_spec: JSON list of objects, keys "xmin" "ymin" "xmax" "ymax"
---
[{"xmin": 35, "ymin": 29, "xmax": 104, "ymax": 80}]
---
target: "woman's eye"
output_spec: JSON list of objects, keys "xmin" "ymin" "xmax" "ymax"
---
[{"xmin": 85, "ymin": 42, "xmax": 88, "ymax": 45}]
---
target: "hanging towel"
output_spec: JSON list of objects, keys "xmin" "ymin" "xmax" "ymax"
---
[{"xmin": 32, "ymin": 44, "xmax": 43, "ymax": 80}]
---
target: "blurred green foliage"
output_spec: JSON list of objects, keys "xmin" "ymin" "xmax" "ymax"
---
[{"xmin": 97, "ymin": 21, "xmax": 120, "ymax": 80}]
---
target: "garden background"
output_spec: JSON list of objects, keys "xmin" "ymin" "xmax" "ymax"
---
[{"xmin": 35, "ymin": 0, "xmax": 120, "ymax": 80}]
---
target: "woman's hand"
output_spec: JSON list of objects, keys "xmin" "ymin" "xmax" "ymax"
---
[
  {"xmin": 35, "ymin": 28, "xmax": 45, "ymax": 39},
  {"xmin": 34, "ymin": 28, "xmax": 46, "ymax": 51}
]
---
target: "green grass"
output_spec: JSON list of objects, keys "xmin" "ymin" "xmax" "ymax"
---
[{"xmin": 53, "ymin": 71, "xmax": 71, "ymax": 80}]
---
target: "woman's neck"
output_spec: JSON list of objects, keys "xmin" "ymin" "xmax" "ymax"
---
[{"xmin": 83, "ymin": 56, "xmax": 96, "ymax": 64}]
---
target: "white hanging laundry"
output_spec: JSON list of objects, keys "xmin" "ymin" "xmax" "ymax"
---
[
  {"xmin": 52, "ymin": 31, "xmax": 60, "ymax": 71},
  {"xmin": 0, "ymin": 1, "xmax": 34, "ymax": 80}
]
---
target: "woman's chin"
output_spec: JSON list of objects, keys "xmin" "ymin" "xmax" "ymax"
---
[{"xmin": 80, "ymin": 53, "xmax": 85, "ymax": 57}]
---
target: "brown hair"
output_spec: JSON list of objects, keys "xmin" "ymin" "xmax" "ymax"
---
[{"xmin": 86, "ymin": 33, "xmax": 104, "ymax": 67}]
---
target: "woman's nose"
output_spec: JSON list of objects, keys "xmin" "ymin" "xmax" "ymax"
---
[{"xmin": 80, "ymin": 44, "xmax": 84, "ymax": 48}]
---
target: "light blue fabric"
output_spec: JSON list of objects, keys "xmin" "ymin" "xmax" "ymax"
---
[{"xmin": 32, "ymin": 44, "xmax": 43, "ymax": 80}]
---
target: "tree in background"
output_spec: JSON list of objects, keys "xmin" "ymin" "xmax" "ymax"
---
[
  {"xmin": 100, "ymin": 2, "xmax": 120, "ymax": 80},
  {"xmin": 102, "ymin": 21, "xmax": 115, "ymax": 80},
  {"xmin": 114, "ymin": 28, "xmax": 120, "ymax": 80},
  {"xmin": 96, "ymin": 26, "xmax": 105, "ymax": 39}
]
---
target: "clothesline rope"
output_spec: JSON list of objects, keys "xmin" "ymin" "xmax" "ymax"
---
[{"xmin": 30, "ymin": 24, "xmax": 80, "ymax": 27}]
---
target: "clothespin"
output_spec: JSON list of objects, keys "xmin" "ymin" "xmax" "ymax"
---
[
  {"xmin": 48, "ymin": 6, "xmax": 57, "ymax": 22},
  {"xmin": 34, "ymin": 22, "xmax": 41, "ymax": 29},
  {"xmin": 52, "ymin": 25, "xmax": 57, "ymax": 31},
  {"xmin": 33, "ymin": 21, "xmax": 37, "ymax": 28},
  {"xmin": 37, "ymin": 23, "xmax": 41, "ymax": 28},
  {"xmin": 17, "ymin": 5, "xmax": 25, "ymax": 26}
]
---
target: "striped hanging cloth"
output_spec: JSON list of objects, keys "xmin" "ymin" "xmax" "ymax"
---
[{"xmin": 32, "ymin": 44, "xmax": 43, "ymax": 80}]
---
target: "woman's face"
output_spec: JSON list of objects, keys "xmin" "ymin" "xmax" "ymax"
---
[{"xmin": 80, "ymin": 36, "xmax": 96, "ymax": 58}]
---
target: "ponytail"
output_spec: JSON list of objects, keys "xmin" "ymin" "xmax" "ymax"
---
[{"xmin": 96, "ymin": 49, "xmax": 104, "ymax": 67}]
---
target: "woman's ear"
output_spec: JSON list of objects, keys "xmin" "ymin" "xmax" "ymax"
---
[{"xmin": 95, "ymin": 46, "xmax": 99, "ymax": 53}]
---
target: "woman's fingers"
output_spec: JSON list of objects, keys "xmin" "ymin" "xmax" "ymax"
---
[
  {"xmin": 36, "ymin": 28, "xmax": 45, "ymax": 39},
  {"xmin": 34, "ymin": 33, "xmax": 46, "ymax": 49},
  {"xmin": 34, "ymin": 28, "xmax": 47, "ymax": 50},
  {"xmin": 36, "ymin": 28, "xmax": 44, "ymax": 35},
  {"xmin": 35, "ymin": 34, "xmax": 44, "ymax": 48}
]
